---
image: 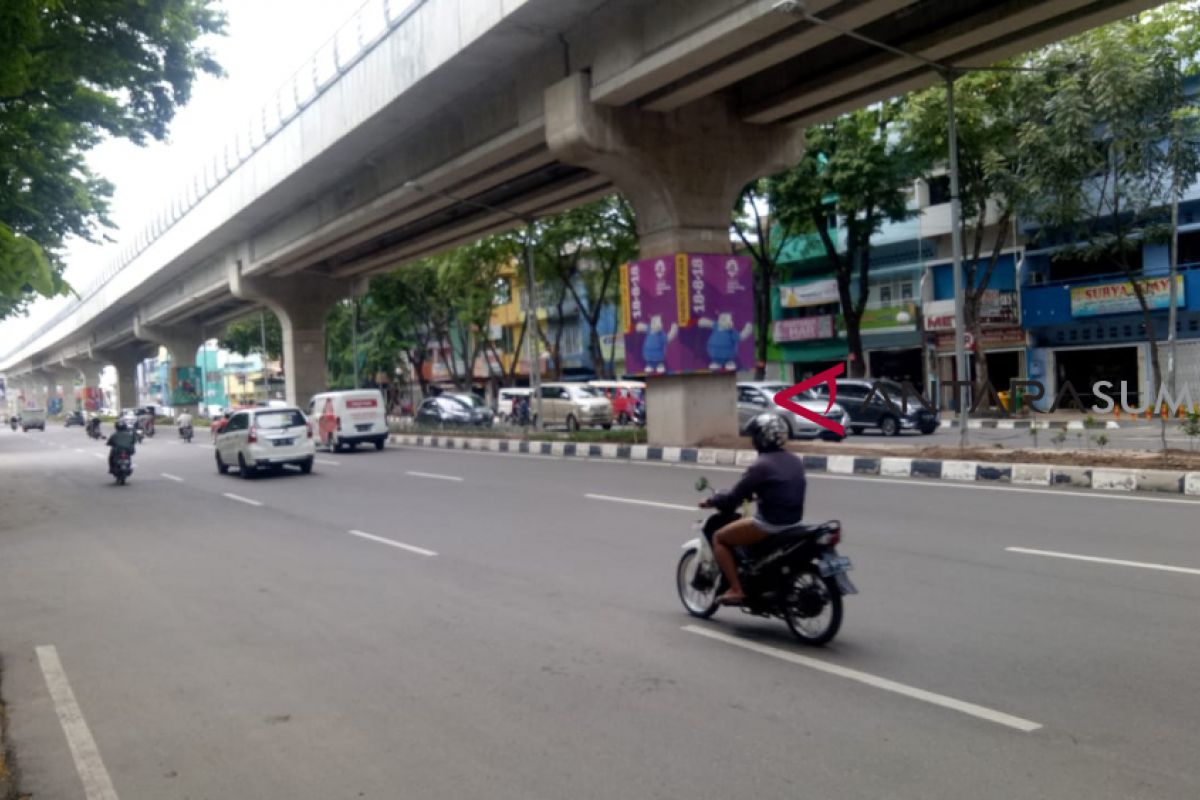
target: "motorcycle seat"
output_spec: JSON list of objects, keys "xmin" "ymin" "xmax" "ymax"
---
[{"xmin": 771, "ymin": 520, "xmax": 840, "ymax": 539}]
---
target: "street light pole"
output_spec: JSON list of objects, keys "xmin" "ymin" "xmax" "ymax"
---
[
  {"xmin": 403, "ymin": 180, "xmax": 544, "ymax": 430},
  {"xmin": 946, "ymin": 74, "xmax": 971, "ymax": 446}
]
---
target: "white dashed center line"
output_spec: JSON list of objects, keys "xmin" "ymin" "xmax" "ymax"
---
[
  {"xmin": 347, "ymin": 529, "xmax": 438, "ymax": 557},
  {"xmin": 222, "ymin": 492, "xmax": 263, "ymax": 507},
  {"xmin": 405, "ymin": 471, "xmax": 463, "ymax": 482},
  {"xmin": 161, "ymin": 473, "xmax": 184, "ymax": 482}
]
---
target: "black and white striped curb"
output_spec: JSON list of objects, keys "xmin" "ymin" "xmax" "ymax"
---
[
  {"xmin": 391, "ymin": 434, "xmax": 1200, "ymax": 497},
  {"xmin": 939, "ymin": 419, "xmax": 1123, "ymax": 430}
]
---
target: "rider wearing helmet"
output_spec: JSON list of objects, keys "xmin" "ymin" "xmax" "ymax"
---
[
  {"xmin": 106, "ymin": 419, "xmax": 138, "ymax": 471},
  {"xmin": 700, "ymin": 413, "xmax": 807, "ymax": 606}
]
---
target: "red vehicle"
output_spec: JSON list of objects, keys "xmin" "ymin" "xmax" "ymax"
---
[{"xmin": 588, "ymin": 381, "xmax": 645, "ymax": 425}]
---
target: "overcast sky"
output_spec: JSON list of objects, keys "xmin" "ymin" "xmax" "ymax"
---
[{"xmin": 1, "ymin": 0, "xmax": 366, "ymax": 345}]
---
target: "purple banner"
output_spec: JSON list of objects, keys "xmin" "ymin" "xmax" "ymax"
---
[{"xmin": 622, "ymin": 254, "xmax": 755, "ymax": 376}]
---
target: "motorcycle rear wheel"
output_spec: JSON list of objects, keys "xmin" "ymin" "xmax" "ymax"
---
[
  {"xmin": 677, "ymin": 550, "xmax": 720, "ymax": 619},
  {"xmin": 783, "ymin": 567, "xmax": 842, "ymax": 646}
]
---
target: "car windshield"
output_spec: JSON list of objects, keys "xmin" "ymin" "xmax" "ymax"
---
[
  {"xmin": 441, "ymin": 397, "xmax": 471, "ymax": 411},
  {"xmin": 255, "ymin": 410, "xmax": 305, "ymax": 429},
  {"xmin": 570, "ymin": 386, "xmax": 600, "ymax": 398},
  {"xmin": 454, "ymin": 394, "xmax": 483, "ymax": 408}
]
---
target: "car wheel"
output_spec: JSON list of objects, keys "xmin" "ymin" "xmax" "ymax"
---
[
  {"xmin": 374, "ymin": 438, "xmax": 385, "ymax": 451},
  {"xmin": 601, "ymin": 423, "xmax": 613, "ymax": 431},
  {"xmin": 237, "ymin": 453, "xmax": 254, "ymax": 479},
  {"xmin": 299, "ymin": 458, "xmax": 313, "ymax": 474},
  {"xmin": 880, "ymin": 415, "xmax": 900, "ymax": 437},
  {"xmin": 566, "ymin": 415, "xmax": 580, "ymax": 432},
  {"xmin": 850, "ymin": 425, "xmax": 865, "ymax": 435},
  {"xmin": 215, "ymin": 451, "xmax": 229, "ymax": 475}
]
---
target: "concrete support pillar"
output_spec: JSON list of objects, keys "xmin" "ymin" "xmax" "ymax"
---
[
  {"xmin": 65, "ymin": 359, "xmax": 106, "ymax": 412},
  {"xmin": 229, "ymin": 266, "xmax": 348, "ymax": 407},
  {"xmin": 134, "ymin": 319, "xmax": 204, "ymax": 412},
  {"xmin": 98, "ymin": 347, "xmax": 150, "ymax": 413},
  {"xmin": 49, "ymin": 366, "xmax": 80, "ymax": 411},
  {"xmin": 545, "ymin": 72, "xmax": 802, "ymax": 445}
]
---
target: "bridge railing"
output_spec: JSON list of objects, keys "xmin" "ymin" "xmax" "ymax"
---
[{"xmin": 3, "ymin": 0, "xmax": 426, "ymax": 364}]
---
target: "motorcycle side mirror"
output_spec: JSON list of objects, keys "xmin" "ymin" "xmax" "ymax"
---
[{"xmin": 694, "ymin": 477, "xmax": 709, "ymax": 492}]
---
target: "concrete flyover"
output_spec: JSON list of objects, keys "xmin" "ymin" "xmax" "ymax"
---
[{"xmin": 0, "ymin": 0, "xmax": 1164, "ymax": 439}]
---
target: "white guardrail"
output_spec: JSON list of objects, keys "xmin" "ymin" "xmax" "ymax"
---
[{"xmin": 3, "ymin": 0, "xmax": 427, "ymax": 365}]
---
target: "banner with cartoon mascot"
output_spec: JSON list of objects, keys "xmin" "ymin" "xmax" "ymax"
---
[{"xmin": 621, "ymin": 254, "xmax": 754, "ymax": 375}]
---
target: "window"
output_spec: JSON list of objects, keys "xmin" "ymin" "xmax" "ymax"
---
[
  {"xmin": 226, "ymin": 413, "xmax": 248, "ymax": 432},
  {"xmin": 900, "ymin": 282, "xmax": 913, "ymax": 302},
  {"xmin": 927, "ymin": 175, "xmax": 951, "ymax": 205},
  {"xmin": 835, "ymin": 383, "xmax": 869, "ymax": 400},
  {"xmin": 880, "ymin": 285, "xmax": 893, "ymax": 305},
  {"xmin": 541, "ymin": 386, "xmax": 560, "ymax": 400},
  {"xmin": 738, "ymin": 386, "xmax": 765, "ymax": 405},
  {"xmin": 255, "ymin": 410, "xmax": 306, "ymax": 429},
  {"xmin": 493, "ymin": 277, "xmax": 512, "ymax": 306}
]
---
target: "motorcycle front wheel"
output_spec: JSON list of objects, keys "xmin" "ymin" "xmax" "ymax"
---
[
  {"xmin": 676, "ymin": 550, "xmax": 720, "ymax": 619},
  {"xmin": 783, "ymin": 567, "xmax": 843, "ymax": 646}
]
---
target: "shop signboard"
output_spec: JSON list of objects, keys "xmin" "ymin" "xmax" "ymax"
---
[
  {"xmin": 1070, "ymin": 275, "xmax": 1185, "ymax": 317},
  {"xmin": 935, "ymin": 328, "xmax": 1026, "ymax": 352},
  {"xmin": 622, "ymin": 254, "xmax": 754, "ymax": 375},
  {"xmin": 779, "ymin": 278, "xmax": 839, "ymax": 308},
  {"xmin": 837, "ymin": 303, "xmax": 918, "ymax": 334},
  {"xmin": 172, "ymin": 367, "xmax": 202, "ymax": 405},
  {"xmin": 773, "ymin": 315, "xmax": 835, "ymax": 343},
  {"xmin": 924, "ymin": 291, "xmax": 1018, "ymax": 331}
]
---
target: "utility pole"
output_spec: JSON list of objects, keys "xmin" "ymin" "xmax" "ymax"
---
[{"xmin": 946, "ymin": 74, "xmax": 970, "ymax": 447}]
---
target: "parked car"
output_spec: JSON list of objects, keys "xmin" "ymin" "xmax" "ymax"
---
[
  {"xmin": 20, "ymin": 407, "xmax": 46, "ymax": 432},
  {"xmin": 805, "ymin": 379, "xmax": 939, "ymax": 436},
  {"xmin": 538, "ymin": 383, "xmax": 613, "ymax": 431},
  {"xmin": 449, "ymin": 393, "xmax": 495, "ymax": 427},
  {"xmin": 64, "ymin": 410, "xmax": 85, "ymax": 427},
  {"xmin": 215, "ymin": 406, "xmax": 315, "ymax": 477},
  {"xmin": 497, "ymin": 388, "xmax": 532, "ymax": 421},
  {"xmin": 308, "ymin": 389, "xmax": 389, "ymax": 451},
  {"xmin": 414, "ymin": 396, "xmax": 476, "ymax": 427},
  {"xmin": 736, "ymin": 382, "xmax": 848, "ymax": 441},
  {"xmin": 588, "ymin": 380, "xmax": 645, "ymax": 425}
]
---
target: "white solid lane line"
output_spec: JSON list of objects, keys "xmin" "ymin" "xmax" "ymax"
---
[
  {"xmin": 315, "ymin": 459, "xmax": 340, "ymax": 466},
  {"xmin": 36, "ymin": 645, "xmax": 121, "ymax": 800},
  {"xmin": 1006, "ymin": 547, "xmax": 1200, "ymax": 577},
  {"xmin": 222, "ymin": 492, "xmax": 263, "ymax": 507},
  {"xmin": 683, "ymin": 626, "xmax": 1042, "ymax": 733},
  {"xmin": 347, "ymin": 529, "xmax": 437, "ymax": 557},
  {"xmin": 161, "ymin": 473, "xmax": 184, "ymax": 482},
  {"xmin": 405, "ymin": 471, "xmax": 463, "ymax": 482},
  {"xmin": 585, "ymin": 493, "xmax": 696, "ymax": 512}
]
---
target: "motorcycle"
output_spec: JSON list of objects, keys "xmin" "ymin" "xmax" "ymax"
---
[
  {"xmin": 8, "ymin": 417, "xmax": 17, "ymax": 431},
  {"xmin": 110, "ymin": 451, "xmax": 133, "ymax": 486},
  {"xmin": 676, "ymin": 477, "xmax": 857, "ymax": 646},
  {"xmin": 134, "ymin": 427, "xmax": 145, "ymax": 444},
  {"xmin": 87, "ymin": 420, "xmax": 103, "ymax": 440},
  {"xmin": 179, "ymin": 424, "xmax": 193, "ymax": 443}
]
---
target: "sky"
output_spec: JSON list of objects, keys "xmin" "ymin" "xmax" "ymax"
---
[{"xmin": 0, "ymin": 0, "xmax": 367, "ymax": 347}]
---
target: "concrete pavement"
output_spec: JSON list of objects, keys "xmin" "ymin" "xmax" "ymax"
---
[{"xmin": 2, "ymin": 425, "xmax": 1199, "ymax": 798}]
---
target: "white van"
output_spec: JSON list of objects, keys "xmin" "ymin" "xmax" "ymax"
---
[{"xmin": 307, "ymin": 389, "xmax": 388, "ymax": 451}]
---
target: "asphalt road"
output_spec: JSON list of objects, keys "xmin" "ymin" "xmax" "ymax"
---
[{"xmin": 2, "ymin": 424, "xmax": 1199, "ymax": 799}]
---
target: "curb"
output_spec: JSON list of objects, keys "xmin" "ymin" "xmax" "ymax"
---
[
  {"xmin": 391, "ymin": 434, "xmax": 1200, "ymax": 498},
  {"xmin": 939, "ymin": 419, "xmax": 1122, "ymax": 430}
]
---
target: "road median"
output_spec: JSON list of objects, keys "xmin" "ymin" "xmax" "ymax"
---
[{"xmin": 392, "ymin": 433, "xmax": 1200, "ymax": 498}]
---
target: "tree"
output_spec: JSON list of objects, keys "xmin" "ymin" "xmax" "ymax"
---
[
  {"xmin": 1017, "ymin": 5, "xmax": 1200, "ymax": 418},
  {"xmin": 0, "ymin": 0, "xmax": 226, "ymax": 319},
  {"xmin": 907, "ymin": 70, "xmax": 1034, "ymax": 393},
  {"xmin": 439, "ymin": 235, "xmax": 520, "ymax": 390},
  {"xmin": 772, "ymin": 101, "xmax": 922, "ymax": 376},
  {"xmin": 732, "ymin": 179, "xmax": 800, "ymax": 380},
  {"xmin": 221, "ymin": 313, "xmax": 282, "ymax": 361}
]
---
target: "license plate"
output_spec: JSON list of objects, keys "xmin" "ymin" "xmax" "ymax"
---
[
  {"xmin": 818, "ymin": 555, "xmax": 852, "ymax": 577},
  {"xmin": 356, "ymin": 424, "xmax": 372, "ymax": 432},
  {"xmin": 273, "ymin": 438, "xmax": 294, "ymax": 447}
]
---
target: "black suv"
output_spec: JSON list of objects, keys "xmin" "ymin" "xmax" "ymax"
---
[{"xmin": 807, "ymin": 379, "xmax": 939, "ymax": 436}]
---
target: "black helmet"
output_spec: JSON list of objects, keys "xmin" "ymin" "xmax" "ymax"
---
[
  {"xmin": 115, "ymin": 420, "xmax": 128, "ymax": 432},
  {"xmin": 747, "ymin": 413, "xmax": 788, "ymax": 453}
]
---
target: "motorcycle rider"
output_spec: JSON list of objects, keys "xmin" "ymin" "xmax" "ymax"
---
[
  {"xmin": 106, "ymin": 419, "xmax": 137, "ymax": 473},
  {"xmin": 177, "ymin": 410, "xmax": 194, "ymax": 439},
  {"xmin": 86, "ymin": 414, "xmax": 102, "ymax": 438},
  {"xmin": 699, "ymin": 413, "xmax": 806, "ymax": 606}
]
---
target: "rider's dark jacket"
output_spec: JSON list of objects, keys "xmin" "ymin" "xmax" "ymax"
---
[{"xmin": 710, "ymin": 449, "xmax": 807, "ymax": 526}]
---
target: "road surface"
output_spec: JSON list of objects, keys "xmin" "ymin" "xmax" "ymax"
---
[{"xmin": 1, "ymin": 424, "xmax": 1198, "ymax": 799}]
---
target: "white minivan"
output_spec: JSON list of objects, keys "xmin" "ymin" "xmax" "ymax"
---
[
  {"xmin": 308, "ymin": 389, "xmax": 389, "ymax": 451},
  {"xmin": 215, "ymin": 406, "xmax": 316, "ymax": 477}
]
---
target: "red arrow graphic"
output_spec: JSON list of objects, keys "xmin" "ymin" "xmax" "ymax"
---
[{"xmin": 772, "ymin": 363, "xmax": 845, "ymax": 437}]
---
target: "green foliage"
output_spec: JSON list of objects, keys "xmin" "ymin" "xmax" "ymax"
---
[
  {"xmin": 1095, "ymin": 433, "xmax": 1110, "ymax": 449},
  {"xmin": 221, "ymin": 313, "xmax": 282, "ymax": 361},
  {"xmin": 768, "ymin": 101, "xmax": 923, "ymax": 375},
  {"xmin": 0, "ymin": 0, "xmax": 226, "ymax": 319},
  {"xmin": 1052, "ymin": 429, "xmax": 1068, "ymax": 448},
  {"xmin": 1183, "ymin": 410, "xmax": 1200, "ymax": 450}
]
